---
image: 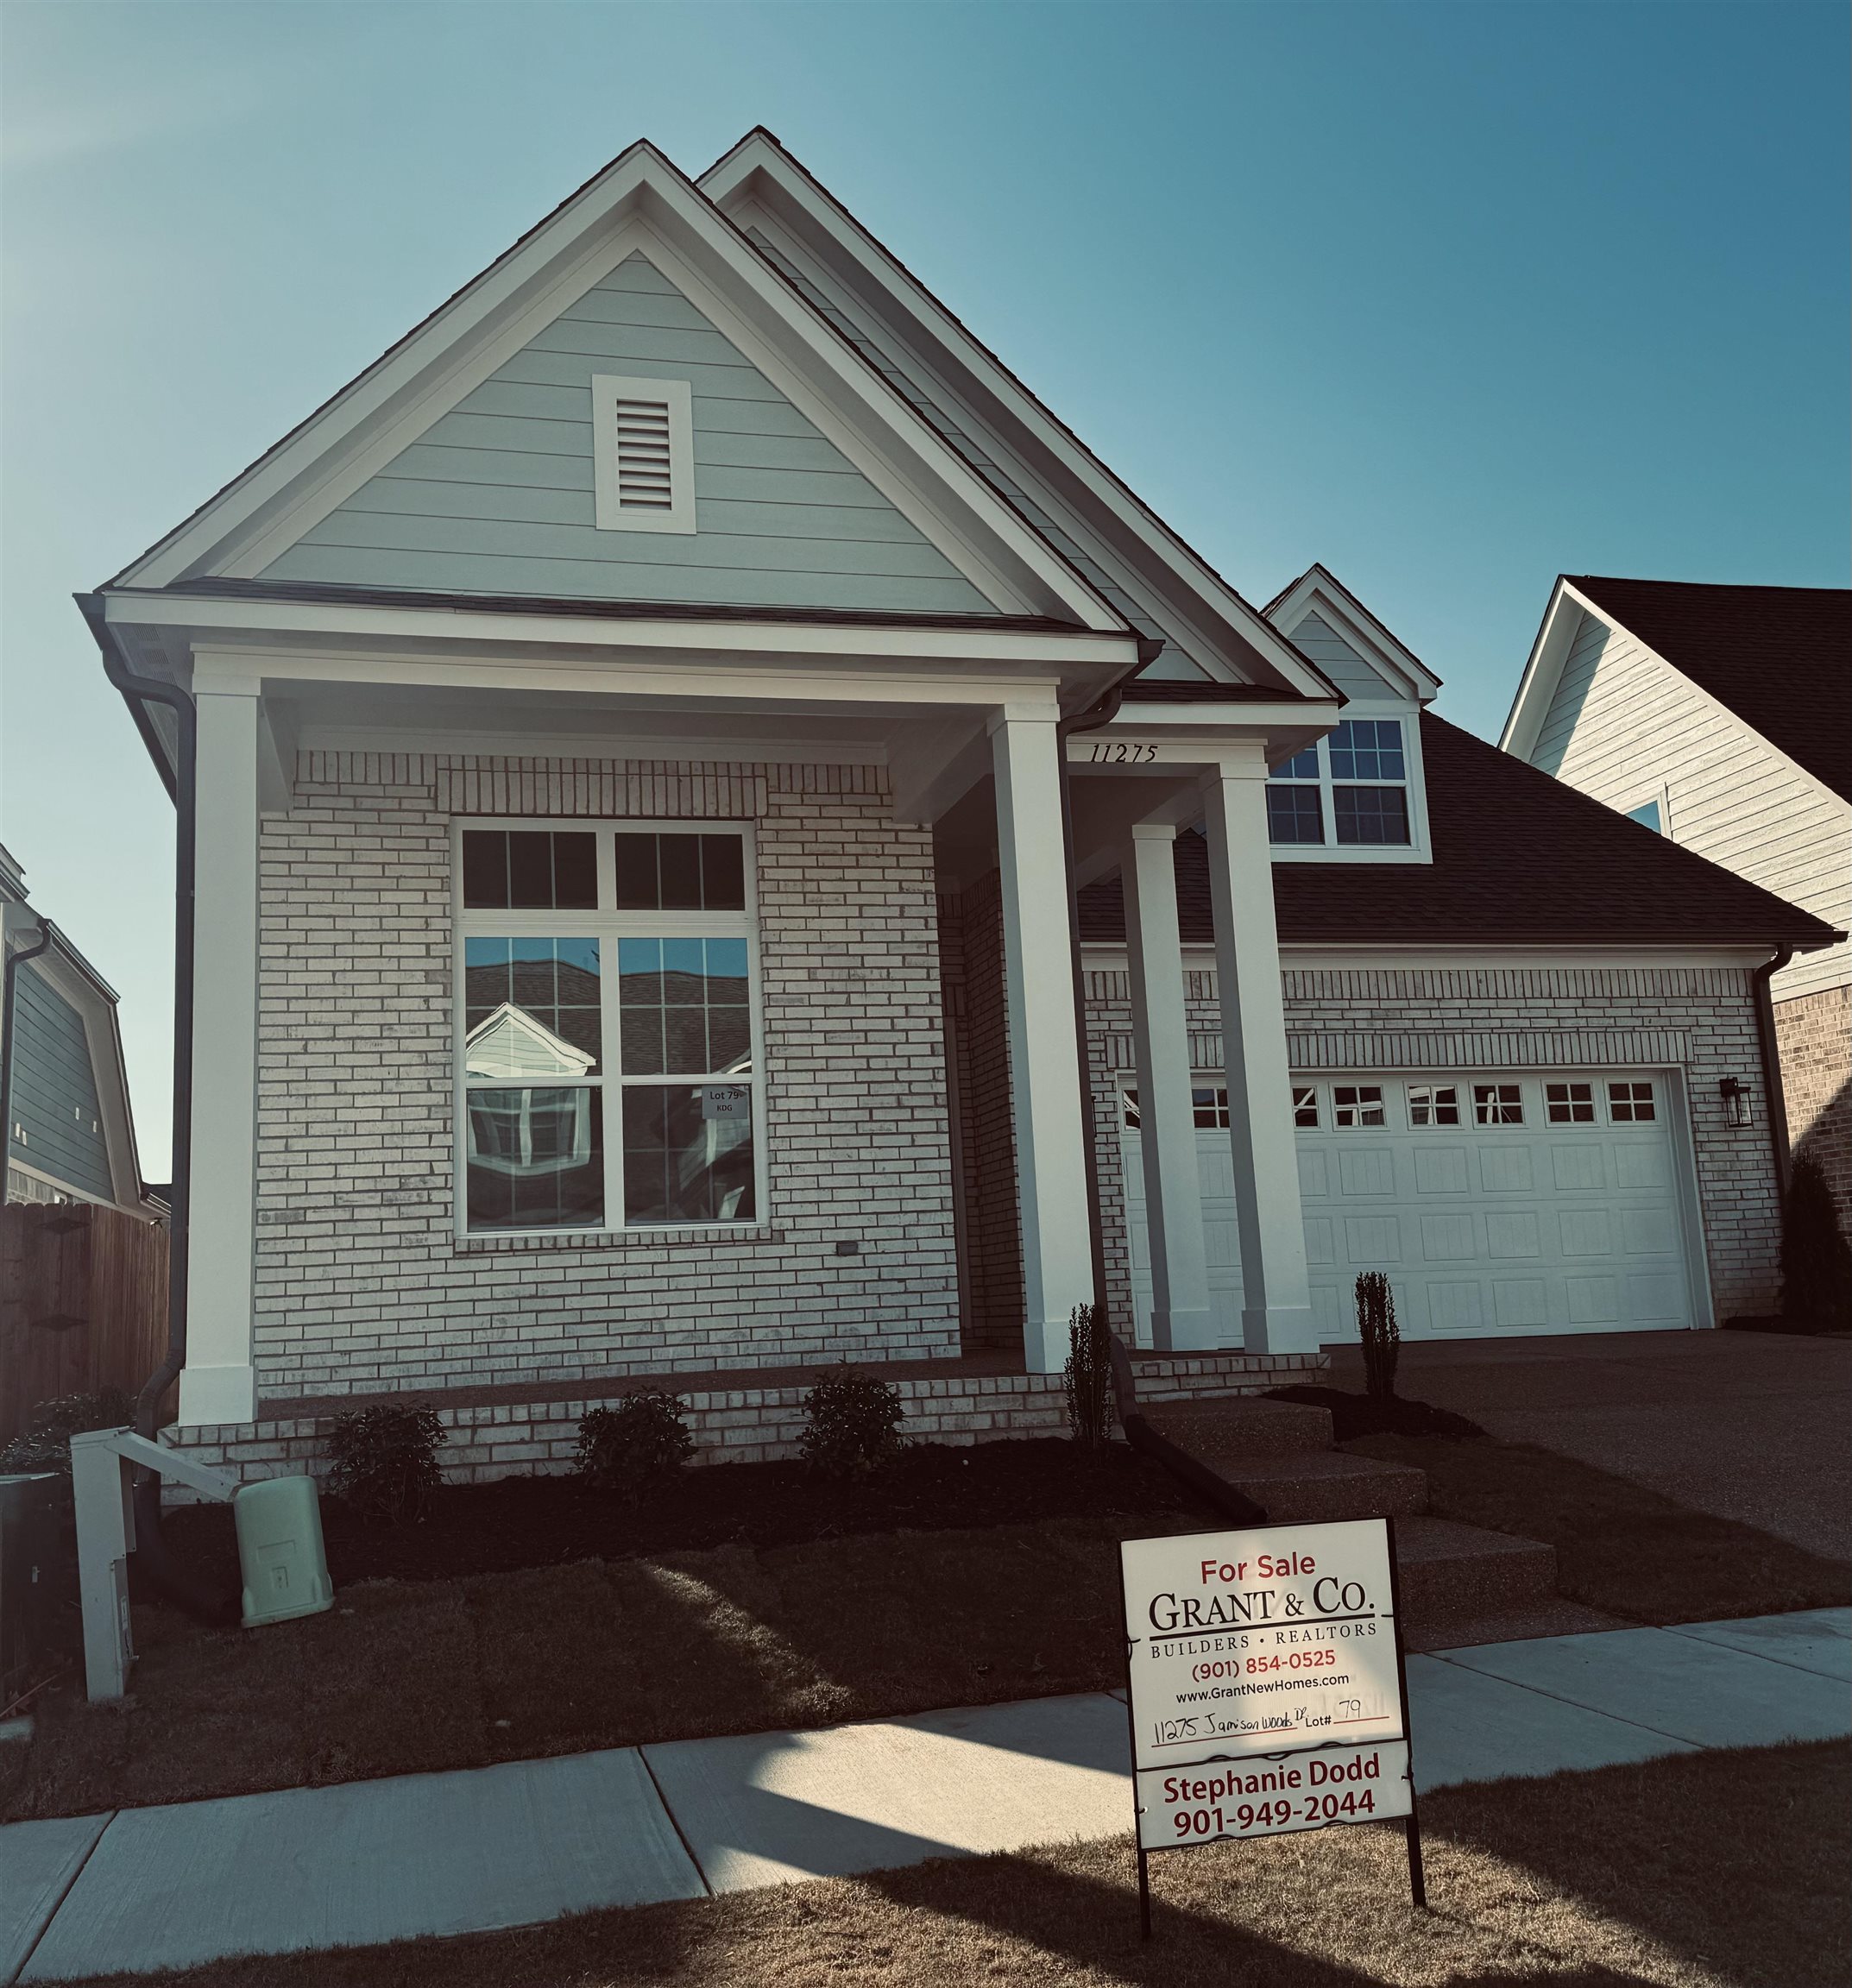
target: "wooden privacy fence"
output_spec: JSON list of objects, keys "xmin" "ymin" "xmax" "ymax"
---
[{"xmin": 0, "ymin": 1202, "xmax": 171, "ymax": 1446}]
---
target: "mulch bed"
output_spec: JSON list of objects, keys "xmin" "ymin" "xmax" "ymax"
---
[
  {"xmin": 161, "ymin": 1438, "xmax": 1211, "ymax": 1590},
  {"xmin": 1263, "ymin": 1384, "xmax": 1484, "ymax": 1443}
]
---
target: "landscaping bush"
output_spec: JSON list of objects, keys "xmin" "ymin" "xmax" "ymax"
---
[
  {"xmin": 575, "ymin": 1392, "xmax": 695, "ymax": 1500},
  {"xmin": 799, "ymin": 1367, "xmax": 905, "ymax": 1477},
  {"xmin": 324, "ymin": 1403, "xmax": 447, "ymax": 1525},
  {"xmin": 1063, "ymin": 1302, "xmax": 1113, "ymax": 1450},
  {"xmin": 1357, "ymin": 1271, "xmax": 1400, "ymax": 1400},
  {"xmin": 1781, "ymin": 1155, "xmax": 1852, "ymax": 1329},
  {"xmin": 0, "ymin": 1389, "xmax": 134, "ymax": 1477}
]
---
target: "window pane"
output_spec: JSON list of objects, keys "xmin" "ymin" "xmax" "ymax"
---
[
  {"xmin": 1267, "ymin": 785, "xmax": 1325, "ymax": 846},
  {"xmin": 1270, "ymin": 746, "xmax": 1320, "ymax": 781},
  {"xmin": 619, "ymin": 935, "xmax": 752, "ymax": 1076},
  {"xmin": 1546, "ymin": 1081, "xmax": 1595, "ymax": 1124},
  {"xmin": 622, "ymin": 1085, "xmax": 755, "ymax": 1224},
  {"xmin": 466, "ymin": 1087, "xmax": 603, "ymax": 1231},
  {"xmin": 1122, "ymin": 1089, "xmax": 1141, "ymax": 1130},
  {"xmin": 1609, "ymin": 1080, "xmax": 1656, "ymax": 1123},
  {"xmin": 1191, "ymin": 1085, "xmax": 1230, "ymax": 1129},
  {"xmin": 1329, "ymin": 720, "xmax": 1405, "ymax": 782},
  {"xmin": 463, "ymin": 936, "xmax": 601, "ymax": 1076},
  {"xmin": 612, "ymin": 832, "xmax": 748, "ymax": 910},
  {"xmin": 1293, "ymin": 1085, "xmax": 1319, "ymax": 1129},
  {"xmin": 1474, "ymin": 1083, "xmax": 1524, "ymax": 1126},
  {"xmin": 1408, "ymin": 1083, "xmax": 1459, "ymax": 1127},
  {"xmin": 1333, "ymin": 1084, "xmax": 1385, "ymax": 1129},
  {"xmin": 1333, "ymin": 786, "xmax": 1410, "ymax": 846},
  {"xmin": 461, "ymin": 830, "xmax": 596, "ymax": 910}
]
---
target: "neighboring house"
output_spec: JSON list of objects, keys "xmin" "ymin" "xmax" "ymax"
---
[
  {"xmin": 1502, "ymin": 578, "xmax": 1851, "ymax": 1224},
  {"xmin": 80, "ymin": 133, "xmax": 1835, "ymax": 1479},
  {"xmin": 1, "ymin": 846, "xmax": 161, "ymax": 1217}
]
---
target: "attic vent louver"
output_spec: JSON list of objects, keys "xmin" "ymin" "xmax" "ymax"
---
[{"xmin": 591, "ymin": 374, "xmax": 696, "ymax": 535}]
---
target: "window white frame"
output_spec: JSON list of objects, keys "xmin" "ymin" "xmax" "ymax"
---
[
  {"xmin": 1621, "ymin": 783, "xmax": 1673, "ymax": 839},
  {"xmin": 1265, "ymin": 701, "xmax": 1433, "ymax": 865},
  {"xmin": 450, "ymin": 816, "xmax": 765, "ymax": 1237},
  {"xmin": 591, "ymin": 374, "xmax": 696, "ymax": 535}
]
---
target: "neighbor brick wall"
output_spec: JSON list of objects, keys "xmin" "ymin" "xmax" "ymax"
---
[
  {"xmin": 249, "ymin": 752, "xmax": 959, "ymax": 1400},
  {"xmin": 1776, "ymin": 984, "xmax": 1851, "ymax": 1229},
  {"xmin": 1082, "ymin": 961, "xmax": 1784, "ymax": 1326}
]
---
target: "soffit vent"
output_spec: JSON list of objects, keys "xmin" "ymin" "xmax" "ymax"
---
[{"xmin": 591, "ymin": 374, "xmax": 696, "ymax": 534}]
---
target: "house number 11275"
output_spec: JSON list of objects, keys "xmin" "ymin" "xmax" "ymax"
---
[{"xmin": 1087, "ymin": 741, "xmax": 1159, "ymax": 762}]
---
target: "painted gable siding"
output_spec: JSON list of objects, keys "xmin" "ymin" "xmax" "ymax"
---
[
  {"xmin": 1284, "ymin": 613, "xmax": 1406, "ymax": 703},
  {"xmin": 261, "ymin": 255, "xmax": 997, "ymax": 616},
  {"xmin": 7, "ymin": 966, "xmax": 113, "ymax": 1202},
  {"xmin": 1534, "ymin": 609, "xmax": 1850, "ymax": 1000}
]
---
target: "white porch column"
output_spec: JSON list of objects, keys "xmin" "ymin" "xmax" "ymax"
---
[
  {"xmin": 1122, "ymin": 824, "xmax": 1215, "ymax": 1349},
  {"xmin": 180, "ymin": 683, "xmax": 261, "ymax": 1426},
  {"xmin": 1200, "ymin": 752, "xmax": 1318, "ymax": 1356},
  {"xmin": 990, "ymin": 711, "xmax": 1095, "ymax": 1372}
]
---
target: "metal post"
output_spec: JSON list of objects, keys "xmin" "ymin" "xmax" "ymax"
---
[
  {"xmin": 70, "ymin": 1429, "xmax": 136, "ymax": 1702},
  {"xmin": 1383, "ymin": 1515, "xmax": 1427, "ymax": 1909}
]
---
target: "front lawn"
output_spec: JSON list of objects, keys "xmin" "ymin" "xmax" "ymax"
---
[
  {"xmin": 1347, "ymin": 1431, "xmax": 1852, "ymax": 1623},
  {"xmin": 51, "ymin": 1740, "xmax": 1851, "ymax": 1988}
]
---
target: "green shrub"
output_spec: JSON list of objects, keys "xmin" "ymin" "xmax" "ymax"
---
[
  {"xmin": 324, "ymin": 1403, "xmax": 447, "ymax": 1525},
  {"xmin": 0, "ymin": 1389, "xmax": 134, "ymax": 1477},
  {"xmin": 1062, "ymin": 1302, "xmax": 1113, "ymax": 1450},
  {"xmin": 1357, "ymin": 1272, "xmax": 1400, "ymax": 1400},
  {"xmin": 576, "ymin": 1392, "xmax": 695, "ymax": 1499},
  {"xmin": 1781, "ymin": 1155, "xmax": 1852, "ymax": 1328},
  {"xmin": 799, "ymin": 1366, "xmax": 905, "ymax": 1477}
]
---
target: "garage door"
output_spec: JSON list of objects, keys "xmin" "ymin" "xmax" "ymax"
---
[{"xmin": 1122, "ymin": 1070, "xmax": 1698, "ymax": 1345}]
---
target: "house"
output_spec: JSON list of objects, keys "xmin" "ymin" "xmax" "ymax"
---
[
  {"xmin": 1, "ymin": 845, "xmax": 162, "ymax": 1218},
  {"xmin": 1502, "ymin": 578, "xmax": 1851, "ymax": 1224},
  {"xmin": 79, "ymin": 133, "xmax": 1836, "ymax": 1481}
]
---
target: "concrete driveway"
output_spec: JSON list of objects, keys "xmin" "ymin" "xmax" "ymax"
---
[{"xmin": 1328, "ymin": 1329, "xmax": 1851, "ymax": 1563}]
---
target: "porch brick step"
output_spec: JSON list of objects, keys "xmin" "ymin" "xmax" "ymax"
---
[
  {"xmin": 1139, "ymin": 1398, "xmax": 1334, "ymax": 1461},
  {"xmin": 1210, "ymin": 1450, "xmax": 1428, "ymax": 1524},
  {"xmin": 1390, "ymin": 1517, "xmax": 1559, "ymax": 1635}
]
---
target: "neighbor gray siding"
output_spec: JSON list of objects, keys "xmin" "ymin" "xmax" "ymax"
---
[
  {"xmin": 1533, "ymin": 608, "xmax": 1850, "ymax": 1000},
  {"xmin": 6, "ymin": 966, "xmax": 112, "ymax": 1202},
  {"xmin": 261, "ymin": 255, "xmax": 997, "ymax": 616}
]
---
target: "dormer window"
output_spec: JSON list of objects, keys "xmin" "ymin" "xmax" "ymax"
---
[
  {"xmin": 1269, "ymin": 719, "xmax": 1413, "ymax": 849},
  {"xmin": 591, "ymin": 375, "xmax": 696, "ymax": 534}
]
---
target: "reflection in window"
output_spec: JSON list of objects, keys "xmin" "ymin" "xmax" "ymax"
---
[
  {"xmin": 1333, "ymin": 1084, "xmax": 1386, "ymax": 1129},
  {"xmin": 466, "ymin": 1088, "xmax": 603, "ymax": 1230},
  {"xmin": 1547, "ymin": 1081, "xmax": 1595, "ymax": 1124},
  {"xmin": 1408, "ymin": 1083, "xmax": 1459, "ymax": 1127},
  {"xmin": 623, "ymin": 1085, "xmax": 755, "ymax": 1224},
  {"xmin": 1328, "ymin": 720, "xmax": 1405, "ymax": 781},
  {"xmin": 1270, "ymin": 746, "xmax": 1321, "ymax": 781},
  {"xmin": 1267, "ymin": 786, "xmax": 1325, "ymax": 846},
  {"xmin": 464, "ymin": 937, "xmax": 602, "ymax": 1075},
  {"xmin": 618, "ymin": 937, "xmax": 751, "ymax": 1076},
  {"xmin": 1293, "ymin": 1085, "xmax": 1320, "ymax": 1129},
  {"xmin": 1474, "ymin": 1083, "xmax": 1523, "ymax": 1126},
  {"xmin": 1333, "ymin": 786, "xmax": 1411, "ymax": 846}
]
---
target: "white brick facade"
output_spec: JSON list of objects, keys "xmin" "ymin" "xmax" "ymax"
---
[
  {"xmin": 251, "ymin": 752, "xmax": 960, "ymax": 1402},
  {"xmin": 1084, "ymin": 962, "xmax": 1782, "ymax": 1325}
]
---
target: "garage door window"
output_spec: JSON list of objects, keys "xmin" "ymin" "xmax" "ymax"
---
[
  {"xmin": 1474, "ymin": 1083, "xmax": 1524, "ymax": 1125},
  {"xmin": 1546, "ymin": 1081, "xmax": 1596, "ymax": 1124},
  {"xmin": 1609, "ymin": 1080, "xmax": 1657, "ymax": 1123},
  {"xmin": 1408, "ymin": 1082, "xmax": 1459, "ymax": 1127},
  {"xmin": 1293, "ymin": 1085, "xmax": 1320, "ymax": 1129},
  {"xmin": 1333, "ymin": 1084, "xmax": 1386, "ymax": 1129}
]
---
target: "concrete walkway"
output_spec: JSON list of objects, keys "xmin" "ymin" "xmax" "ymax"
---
[{"xmin": 4, "ymin": 1607, "xmax": 1846, "ymax": 1983}]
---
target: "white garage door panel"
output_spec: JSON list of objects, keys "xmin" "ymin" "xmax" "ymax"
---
[{"xmin": 1123, "ymin": 1070, "xmax": 1696, "ymax": 1346}]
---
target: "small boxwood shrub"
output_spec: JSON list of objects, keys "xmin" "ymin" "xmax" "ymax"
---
[
  {"xmin": 799, "ymin": 1366, "xmax": 905, "ymax": 1477},
  {"xmin": 0, "ymin": 1389, "xmax": 135, "ymax": 1478},
  {"xmin": 576, "ymin": 1392, "xmax": 695, "ymax": 1499},
  {"xmin": 324, "ymin": 1402, "xmax": 446, "ymax": 1526}
]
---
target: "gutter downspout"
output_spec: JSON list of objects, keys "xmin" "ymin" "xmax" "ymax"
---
[
  {"xmin": 1752, "ymin": 946, "xmax": 1794, "ymax": 1198},
  {"xmin": 75, "ymin": 595, "xmax": 230, "ymax": 1621},
  {"xmin": 1056, "ymin": 636, "xmax": 1164, "ymax": 1347},
  {"xmin": 0, "ymin": 921, "xmax": 55, "ymax": 1205}
]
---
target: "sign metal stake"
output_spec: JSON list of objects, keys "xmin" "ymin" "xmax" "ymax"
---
[
  {"xmin": 1383, "ymin": 1514, "xmax": 1427, "ymax": 1910},
  {"xmin": 1118, "ymin": 1551, "xmax": 1154, "ymax": 1939}
]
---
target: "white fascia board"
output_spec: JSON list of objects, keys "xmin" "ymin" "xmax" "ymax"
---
[
  {"xmin": 1499, "ymin": 576, "xmax": 1583, "ymax": 761},
  {"xmin": 702, "ymin": 137, "xmax": 1338, "ymax": 700},
  {"xmin": 1263, "ymin": 566, "xmax": 1442, "ymax": 703},
  {"xmin": 110, "ymin": 144, "xmax": 1123, "ymax": 634},
  {"xmin": 1080, "ymin": 942, "xmax": 1777, "ymax": 974}
]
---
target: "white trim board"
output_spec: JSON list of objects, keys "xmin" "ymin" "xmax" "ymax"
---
[{"xmin": 1080, "ymin": 944, "xmax": 1775, "ymax": 973}]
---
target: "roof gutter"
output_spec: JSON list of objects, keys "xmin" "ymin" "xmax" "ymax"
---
[
  {"xmin": 0, "ymin": 920, "xmax": 55, "ymax": 1206},
  {"xmin": 1057, "ymin": 635, "xmax": 1164, "ymax": 1346},
  {"xmin": 1752, "ymin": 947, "xmax": 1794, "ymax": 1198}
]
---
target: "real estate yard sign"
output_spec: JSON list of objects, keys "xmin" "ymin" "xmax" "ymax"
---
[{"xmin": 1118, "ymin": 1517, "xmax": 1424, "ymax": 1935}]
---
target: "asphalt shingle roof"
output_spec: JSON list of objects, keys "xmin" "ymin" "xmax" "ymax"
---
[
  {"xmin": 1078, "ymin": 712, "xmax": 1842, "ymax": 951},
  {"xmin": 1568, "ymin": 576, "xmax": 1852, "ymax": 803}
]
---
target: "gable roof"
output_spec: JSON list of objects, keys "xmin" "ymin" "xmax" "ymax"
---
[
  {"xmin": 99, "ymin": 141, "xmax": 1124, "ymax": 636},
  {"xmin": 700, "ymin": 129, "xmax": 1338, "ymax": 704},
  {"xmin": 1562, "ymin": 577, "xmax": 1852, "ymax": 803},
  {"xmin": 1080, "ymin": 711, "xmax": 1842, "ymax": 951},
  {"xmin": 1263, "ymin": 563, "xmax": 1442, "ymax": 704}
]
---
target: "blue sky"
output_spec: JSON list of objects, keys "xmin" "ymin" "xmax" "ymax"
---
[{"xmin": 3, "ymin": 0, "xmax": 1846, "ymax": 1171}]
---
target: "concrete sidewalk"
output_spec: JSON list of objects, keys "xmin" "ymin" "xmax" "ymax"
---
[{"xmin": 4, "ymin": 1607, "xmax": 1847, "ymax": 1983}]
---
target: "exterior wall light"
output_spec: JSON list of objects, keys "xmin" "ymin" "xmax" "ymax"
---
[{"xmin": 1718, "ymin": 1076, "xmax": 1754, "ymax": 1128}]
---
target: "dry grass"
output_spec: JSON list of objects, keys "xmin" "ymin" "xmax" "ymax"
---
[
  {"xmin": 0, "ymin": 1517, "xmax": 1148, "ymax": 1821},
  {"xmin": 54, "ymin": 1741, "xmax": 1851, "ymax": 1988},
  {"xmin": 1345, "ymin": 1436, "xmax": 1852, "ymax": 1624}
]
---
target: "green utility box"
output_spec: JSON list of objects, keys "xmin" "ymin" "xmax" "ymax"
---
[{"xmin": 233, "ymin": 1475, "xmax": 334, "ymax": 1628}]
